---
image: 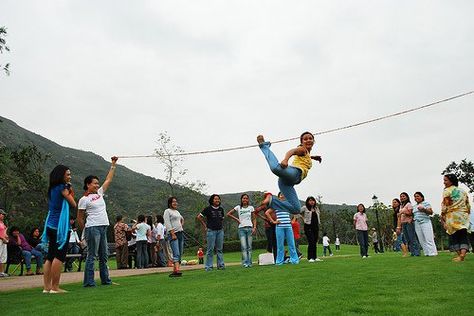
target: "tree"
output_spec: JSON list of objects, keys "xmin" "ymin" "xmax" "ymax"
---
[
  {"xmin": 0, "ymin": 145, "xmax": 49, "ymax": 211},
  {"xmin": 442, "ymin": 159, "xmax": 474, "ymax": 193},
  {"xmin": 154, "ymin": 131, "xmax": 187, "ymax": 196},
  {"xmin": 0, "ymin": 26, "xmax": 10, "ymax": 75}
]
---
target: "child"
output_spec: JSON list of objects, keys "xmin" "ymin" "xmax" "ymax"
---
[
  {"xmin": 257, "ymin": 132, "xmax": 322, "ymax": 214},
  {"xmin": 197, "ymin": 247, "xmax": 204, "ymax": 264},
  {"xmin": 335, "ymin": 235, "xmax": 341, "ymax": 251},
  {"xmin": 291, "ymin": 215, "xmax": 302, "ymax": 258},
  {"xmin": 322, "ymin": 232, "xmax": 333, "ymax": 257}
]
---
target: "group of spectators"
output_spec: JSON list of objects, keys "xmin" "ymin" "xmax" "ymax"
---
[{"xmin": 354, "ymin": 173, "xmax": 473, "ymax": 261}]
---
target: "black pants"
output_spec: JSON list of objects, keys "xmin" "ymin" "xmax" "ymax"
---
[
  {"xmin": 357, "ymin": 230, "xmax": 369, "ymax": 257},
  {"xmin": 449, "ymin": 229, "xmax": 469, "ymax": 251},
  {"xmin": 265, "ymin": 224, "xmax": 277, "ymax": 260},
  {"xmin": 304, "ymin": 223, "xmax": 319, "ymax": 260},
  {"xmin": 373, "ymin": 241, "xmax": 380, "ymax": 253}
]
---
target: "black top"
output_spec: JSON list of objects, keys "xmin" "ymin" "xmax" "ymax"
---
[
  {"xmin": 28, "ymin": 236, "xmax": 41, "ymax": 248},
  {"xmin": 393, "ymin": 207, "xmax": 400, "ymax": 228},
  {"xmin": 201, "ymin": 206, "xmax": 224, "ymax": 230}
]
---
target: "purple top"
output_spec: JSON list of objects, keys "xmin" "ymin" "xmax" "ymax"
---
[{"xmin": 12, "ymin": 233, "xmax": 33, "ymax": 251}]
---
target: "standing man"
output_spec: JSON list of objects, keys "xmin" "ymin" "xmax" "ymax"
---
[
  {"xmin": 197, "ymin": 194, "xmax": 225, "ymax": 271},
  {"xmin": 77, "ymin": 157, "xmax": 118, "ymax": 287}
]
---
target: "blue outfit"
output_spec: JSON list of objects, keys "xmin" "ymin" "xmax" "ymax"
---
[
  {"xmin": 238, "ymin": 227, "xmax": 252, "ymax": 267},
  {"xmin": 274, "ymin": 209, "xmax": 299, "ymax": 264},
  {"xmin": 259, "ymin": 142, "xmax": 302, "ymax": 214},
  {"xmin": 83, "ymin": 225, "xmax": 111, "ymax": 286},
  {"xmin": 42, "ymin": 184, "xmax": 70, "ymax": 253},
  {"xmin": 47, "ymin": 184, "xmax": 66, "ymax": 229},
  {"xmin": 168, "ymin": 231, "xmax": 184, "ymax": 263}
]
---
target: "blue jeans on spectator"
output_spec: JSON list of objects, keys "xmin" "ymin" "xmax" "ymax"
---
[
  {"xmin": 22, "ymin": 249, "xmax": 43, "ymax": 270},
  {"xmin": 136, "ymin": 240, "xmax": 149, "ymax": 268},
  {"xmin": 205, "ymin": 229, "xmax": 224, "ymax": 271},
  {"xmin": 238, "ymin": 227, "xmax": 253, "ymax": 267},
  {"xmin": 275, "ymin": 226, "xmax": 299, "ymax": 265},
  {"xmin": 84, "ymin": 225, "xmax": 111, "ymax": 287},
  {"xmin": 168, "ymin": 231, "xmax": 184, "ymax": 263},
  {"xmin": 357, "ymin": 230, "xmax": 369, "ymax": 257},
  {"xmin": 402, "ymin": 222, "xmax": 420, "ymax": 256},
  {"xmin": 259, "ymin": 142, "xmax": 302, "ymax": 214}
]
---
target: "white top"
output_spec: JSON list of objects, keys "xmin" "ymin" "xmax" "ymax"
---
[
  {"xmin": 323, "ymin": 236, "xmax": 330, "ymax": 246},
  {"xmin": 163, "ymin": 208, "xmax": 183, "ymax": 233},
  {"xmin": 335, "ymin": 237, "xmax": 340, "ymax": 245},
  {"xmin": 154, "ymin": 223, "xmax": 165, "ymax": 240},
  {"xmin": 234, "ymin": 205, "xmax": 254, "ymax": 228},
  {"xmin": 135, "ymin": 222, "xmax": 150, "ymax": 241},
  {"xmin": 69, "ymin": 230, "xmax": 80, "ymax": 243},
  {"xmin": 78, "ymin": 187, "xmax": 110, "ymax": 228}
]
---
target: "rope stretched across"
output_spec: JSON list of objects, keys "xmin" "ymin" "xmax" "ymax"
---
[{"xmin": 118, "ymin": 90, "xmax": 474, "ymax": 158}]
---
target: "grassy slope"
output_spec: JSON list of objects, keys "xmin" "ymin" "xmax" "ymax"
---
[{"xmin": 2, "ymin": 246, "xmax": 473, "ymax": 315}]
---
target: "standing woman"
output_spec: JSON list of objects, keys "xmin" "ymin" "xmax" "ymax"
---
[
  {"xmin": 227, "ymin": 194, "xmax": 256, "ymax": 268},
  {"xmin": 301, "ymin": 196, "xmax": 322, "ymax": 262},
  {"xmin": 164, "ymin": 197, "xmax": 185, "ymax": 277},
  {"xmin": 42, "ymin": 165, "xmax": 76, "ymax": 293},
  {"xmin": 77, "ymin": 157, "xmax": 118, "ymax": 287},
  {"xmin": 353, "ymin": 204, "xmax": 369, "ymax": 258},
  {"xmin": 397, "ymin": 192, "xmax": 420, "ymax": 257},
  {"xmin": 441, "ymin": 174, "xmax": 471, "ymax": 262},
  {"xmin": 412, "ymin": 192, "xmax": 437, "ymax": 256},
  {"xmin": 197, "ymin": 194, "xmax": 225, "ymax": 271},
  {"xmin": 392, "ymin": 199, "xmax": 402, "ymax": 252}
]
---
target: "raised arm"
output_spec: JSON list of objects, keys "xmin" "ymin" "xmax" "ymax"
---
[
  {"xmin": 280, "ymin": 147, "xmax": 307, "ymax": 168},
  {"xmin": 102, "ymin": 156, "xmax": 118, "ymax": 193}
]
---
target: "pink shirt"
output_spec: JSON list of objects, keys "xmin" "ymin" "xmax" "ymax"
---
[
  {"xmin": 0, "ymin": 221, "xmax": 6, "ymax": 239},
  {"xmin": 353, "ymin": 212, "xmax": 368, "ymax": 231},
  {"xmin": 399, "ymin": 203, "xmax": 413, "ymax": 224}
]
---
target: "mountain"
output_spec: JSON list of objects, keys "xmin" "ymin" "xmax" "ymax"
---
[{"xmin": 0, "ymin": 116, "xmax": 357, "ymax": 240}]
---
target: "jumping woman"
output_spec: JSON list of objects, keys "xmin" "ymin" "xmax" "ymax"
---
[{"xmin": 256, "ymin": 132, "xmax": 321, "ymax": 214}]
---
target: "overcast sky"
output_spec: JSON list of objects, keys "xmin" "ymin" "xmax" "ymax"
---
[{"xmin": 1, "ymin": 1, "xmax": 473, "ymax": 210}]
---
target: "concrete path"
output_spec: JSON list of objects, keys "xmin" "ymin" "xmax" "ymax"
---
[{"xmin": 0, "ymin": 262, "xmax": 242, "ymax": 292}]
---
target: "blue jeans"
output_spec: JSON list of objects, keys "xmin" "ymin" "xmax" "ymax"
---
[
  {"xmin": 402, "ymin": 222, "xmax": 420, "ymax": 256},
  {"xmin": 205, "ymin": 229, "xmax": 224, "ymax": 270},
  {"xmin": 168, "ymin": 231, "xmax": 184, "ymax": 263},
  {"xmin": 357, "ymin": 230, "xmax": 369, "ymax": 257},
  {"xmin": 275, "ymin": 226, "xmax": 299, "ymax": 265},
  {"xmin": 238, "ymin": 227, "xmax": 253, "ymax": 267},
  {"xmin": 22, "ymin": 249, "xmax": 43, "ymax": 270},
  {"xmin": 136, "ymin": 240, "xmax": 149, "ymax": 268},
  {"xmin": 259, "ymin": 142, "xmax": 302, "ymax": 214},
  {"xmin": 84, "ymin": 225, "xmax": 111, "ymax": 286}
]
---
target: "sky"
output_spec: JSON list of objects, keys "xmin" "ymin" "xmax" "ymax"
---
[{"xmin": 1, "ymin": 1, "xmax": 473, "ymax": 210}]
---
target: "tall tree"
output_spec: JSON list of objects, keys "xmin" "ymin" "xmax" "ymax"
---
[
  {"xmin": 0, "ymin": 26, "xmax": 10, "ymax": 75},
  {"xmin": 442, "ymin": 159, "xmax": 474, "ymax": 193}
]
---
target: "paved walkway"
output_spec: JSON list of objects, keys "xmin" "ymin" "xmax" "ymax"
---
[{"xmin": 0, "ymin": 262, "xmax": 241, "ymax": 292}]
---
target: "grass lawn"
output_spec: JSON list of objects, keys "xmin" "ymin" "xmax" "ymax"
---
[{"xmin": 2, "ymin": 245, "xmax": 473, "ymax": 315}]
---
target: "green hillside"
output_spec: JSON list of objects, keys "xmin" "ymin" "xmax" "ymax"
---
[{"xmin": 0, "ymin": 116, "xmax": 359, "ymax": 243}]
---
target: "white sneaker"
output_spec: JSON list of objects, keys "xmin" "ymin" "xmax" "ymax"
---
[
  {"xmin": 315, "ymin": 258, "xmax": 323, "ymax": 262},
  {"xmin": 0, "ymin": 272, "xmax": 9, "ymax": 277},
  {"xmin": 330, "ymin": 254, "xmax": 333, "ymax": 257},
  {"xmin": 308, "ymin": 259, "xmax": 315, "ymax": 263},
  {"xmin": 362, "ymin": 256, "xmax": 367, "ymax": 259}
]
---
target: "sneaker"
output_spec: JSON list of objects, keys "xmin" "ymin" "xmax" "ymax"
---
[
  {"xmin": 308, "ymin": 259, "xmax": 315, "ymax": 263},
  {"xmin": 0, "ymin": 272, "xmax": 9, "ymax": 277},
  {"xmin": 330, "ymin": 254, "xmax": 333, "ymax": 257},
  {"xmin": 315, "ymin": 258, "xmax": 323, "ymax": 262},
  {"xmin": 362, "ymin": 256, "xmax": 367, "ymax": 259}
]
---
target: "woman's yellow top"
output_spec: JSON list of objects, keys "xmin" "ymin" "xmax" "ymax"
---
[{"xmin": 292, "ymin": 150, "xmax": 312, "ymax": 181}]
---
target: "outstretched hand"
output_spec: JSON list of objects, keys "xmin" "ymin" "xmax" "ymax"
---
[{"xmin": 111, "ymin": 156, "xmax": 119, "ymax": 163}]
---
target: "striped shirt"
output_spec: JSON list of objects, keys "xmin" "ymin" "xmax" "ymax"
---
[{"xmin": 275, "ymin": 209, "xmax": 291, "ymax": 228}]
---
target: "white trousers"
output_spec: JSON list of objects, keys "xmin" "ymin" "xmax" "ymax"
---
[{"xmin": 414, "ymin": 220, "xmax": 438, "ymax": 256}]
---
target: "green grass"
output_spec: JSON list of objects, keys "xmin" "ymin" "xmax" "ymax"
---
[{"xmin": 2, "ymin": 245, "xmax": 473, "ymax": 315}]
